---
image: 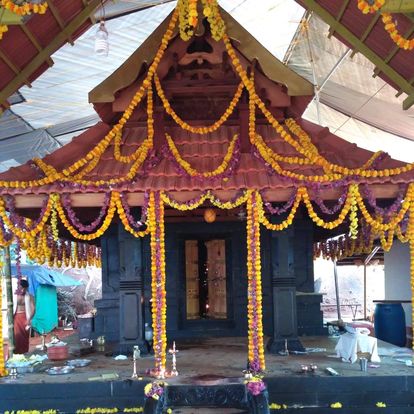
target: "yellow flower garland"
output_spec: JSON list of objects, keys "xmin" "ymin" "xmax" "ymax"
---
[
  {"xmin": 258, "ymin": 189, "xmax": 303, "ymax": 231},
  {"xmin": 357, "ymin": 0, "xmax": 384, "ymax": 14},
  {"xmin": 246, "ymin": 191, "xmax": 265, "ymax": 371},
  {"xmin": 114, "ymin": 84, "xmax": 154, "ymax": 163},
  {"xmin": 302, "ymin": 185, "xmax": 356, "ymax": 230},
  {"xmin": 355, "ymin": 184, "xmax": 413, "ymax": 231},
  {"xmin": 0, "ymin": 251, "xmax": 6, "ymax": 377},
  {"xmin": 54, "ymin": 193, "xmax": 117, "ymax": 241},
  {"xmin": 149, "ymin": 192, "xmax": 167, "ymax": 376},
  {"xmin": 161, "ymin": 190, "xmax": 251, "ymax": 211},
  {"xmin": 0, "ymin": 25, "xmax": 8, "ymax": 41},
  {"xmin": 154, "ymin": 73, "xmax": 244, "ymax": 134},
  {"xmin": 166, "ymin": 133, "xmax": 239, "ymax": 177},
  {"xmin": 114, "ymin": 193, "xmax": 150, "ymax": 238},
  {"xmin": 1, "ymin": 0, "xmax": 48, "ymax": 15},
  {"xmin": 408, "ymin": 199, "xmax": 414, "ymax": 350},
  {"xmin": 381, "ymin": 13, "xmax": 414, "ymax": 51},
  {"xmin": 0, "ymin": 195, "xmax": 52, "ymax": 240}
]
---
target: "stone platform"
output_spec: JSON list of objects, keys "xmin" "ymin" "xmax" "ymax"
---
[{"xmin": 1, "ymin": 335, "xmax": 414, "ymax": 413}]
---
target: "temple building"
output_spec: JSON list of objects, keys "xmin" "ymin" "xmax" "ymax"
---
[{"xmin": 0, "ymin": 1, "xmax": 414, "ymax": 412}]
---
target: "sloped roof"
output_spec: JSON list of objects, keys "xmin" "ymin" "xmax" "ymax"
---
[{"xmin": 0, "ymin": 119, "xmax": 410, "ymax": 200}]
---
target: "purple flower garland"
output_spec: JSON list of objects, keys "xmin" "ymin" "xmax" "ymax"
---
[
  {"xmin": 261, "ymin": 189, "xmax": 297, "ymax": 215},
  {"xmin": 5, "ymin": 195, "xmax": 49, "ymax": 231},
  {"xmin": 61, "ymin": 193, "xmax": 110, "ymax": 232},
  {"xmin": 313, "ymin": 187, "xmax": 348, "ymax": 215},
  {"xmin": 119, "ymin": 192, "xmax": 149, "ymax": 230},
  {"xmin": 361, "ymin": 184, "xmax": 407, "ymax": 222}
]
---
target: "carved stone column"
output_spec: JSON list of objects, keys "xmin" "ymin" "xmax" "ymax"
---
[
  {"xmin": 118, "ymin": 225, "xmax": 147, "ymax": 354},
  {"xmin": 267, "ymin": 227, "xmax": 305, "ymax": 353}
]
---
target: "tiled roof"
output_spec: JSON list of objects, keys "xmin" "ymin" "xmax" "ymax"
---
[{"xmin": 0, "ymin": 118, "xmax": 411, "ymax": 197}]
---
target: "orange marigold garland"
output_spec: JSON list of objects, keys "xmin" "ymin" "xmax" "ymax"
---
[
  {"xmin": 357, "ymin": 0, "xmax": 384, "ymax": 14},
  {"xmin": 408, "ymin": 189, "xmax": 414, "ymax": 350},
  {"xmin": 381, "ymin": 13, "xmax": 414, "ymax": 51},
  {"xmin": 149, "ymin": 192, "xmax": 167, "ymax": 377},
  {"xmin": 0, "ymin": 25, "xmax": 8, "ymax": 41},
  {"xmin": 246, "ymin": 191, "xmax": 265, "ymax": 372},
  {"xmin": 0, "ymin": 0, "xmax": 48, "ymax": 15}
]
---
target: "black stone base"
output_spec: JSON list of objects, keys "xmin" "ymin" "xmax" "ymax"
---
[
  {"xmin": 1, "ymin": 374, "xmax": 414, "ymax": 413},
  {"xmin": 267, "ymin": 337, "xmax": 305, "ymax": 353},
  {"xmin": 118, "ymin": 339, "xmax": 149, "ymax": 356}
]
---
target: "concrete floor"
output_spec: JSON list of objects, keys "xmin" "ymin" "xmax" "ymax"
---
[{"xmin": 2, "ymin": 334, "xmax": 414, "ymax": 385}]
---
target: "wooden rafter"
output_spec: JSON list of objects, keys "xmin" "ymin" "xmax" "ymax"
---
[
  {"xmin": 301, "ymin": 0, "xmax": 414, "ymax": 109},
  {"xmin": 373, "ymin": 25, "xmax": 414, "ymax": 76},
  {"xmin": 350, "ymin": 14, "xmax": 381, "ymax": 58},
  {"xmin": 0, "ymin": 0, "xmax": 102, "ymax": 109},
  {"xmin": 328, "ymin": 0, "xmax": 350, "ymax": 38},
  {"xmin": 46, "ymin": 0, "xmax": 74, "ymax": 45},
  {"xmin": 20, "ymin": 25, "xmax": 54, "ymax": 67}
]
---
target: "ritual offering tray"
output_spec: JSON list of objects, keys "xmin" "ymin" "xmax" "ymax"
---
[
  {"xmin": 67, "ymin": 359, "xmax": 91, "ymax": 368},
  {"xmin": 45, "ymin": 366, "xmax": 75, "ymax": 375}
]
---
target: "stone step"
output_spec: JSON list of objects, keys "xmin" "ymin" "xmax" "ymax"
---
[{"xmin": 171, "ymin": 409, "xmax": 248, "ymax": 413}]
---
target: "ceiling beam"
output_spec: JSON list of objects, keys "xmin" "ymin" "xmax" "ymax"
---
[
  {"xmin": 46, "ymin": 0, "xmax": 74, "ymax": 45},
  {"xmin": 12, "ymin": 184, "xmax": 407, "ymax": 208},
  {"xmin": 301, "ymin": 0, "xmax": 414, "ymax": 109},
  {"xmin": 0, "ymin": 0, "xmax": 101, "ymax": 109},
  {"xmin": 0, "ymin": 7, "xmax": 23, "ymax": 24},
  {"xmin": 20, "ymin": 25, "xmax": 54, "ymax": 67},
  {"xmin": 380, "ymin": 0, "xmax": 414, "ymax": 13}
]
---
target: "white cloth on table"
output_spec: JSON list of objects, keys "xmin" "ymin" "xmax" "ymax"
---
[{"xmin": 335, "ymin": 332, "xmax": 380, "ymax": 363}]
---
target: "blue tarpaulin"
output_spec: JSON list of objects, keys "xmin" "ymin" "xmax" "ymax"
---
[{"xmin": 11, "ymin": 265, "xmax": 82, "ymax": 296}]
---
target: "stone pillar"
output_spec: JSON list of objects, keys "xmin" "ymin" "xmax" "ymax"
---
[
  {"xmin": 118, "ymin": 226, "xmax": 147, "ymax": 354},
  {"xmin": 267, "ymin": 227, "xmax": 305, "ymax": 353},
  {"xmin": 94, "ymin": 224, "xmax": 120, "ymax": 343}
]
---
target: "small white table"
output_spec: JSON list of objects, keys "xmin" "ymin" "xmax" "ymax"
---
[{"xmin": 335, "ymin": 332, "xmax": 381, "ymax": 363}]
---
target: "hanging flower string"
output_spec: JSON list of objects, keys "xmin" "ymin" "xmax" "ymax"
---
[
  {"xmin": 246, "ymin": 191, "xmax": 265, "ymax": 372},
  {"xmin": 61, "ymin": 193, "xmax": 111, "ymax": 233},
  {"xmin": 149, "ymin": 192, "xmax": 167, "ymax": 377},
  {"xmin": 0, "ymin": 250, "xmax": 6, "ymax": 377},
  {"xmin": 165, "ymin": 133, "xmax": 240, "ymax": 179}
]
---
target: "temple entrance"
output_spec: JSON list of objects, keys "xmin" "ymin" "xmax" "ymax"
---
[{"xmin": 185, "ymin": 239, "xmax": 228, "ymax": 320}]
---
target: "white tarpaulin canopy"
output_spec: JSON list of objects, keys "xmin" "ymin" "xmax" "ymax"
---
[{"xmin": 0, "ymin": 0, "xmax": 413, "ymax": 172}]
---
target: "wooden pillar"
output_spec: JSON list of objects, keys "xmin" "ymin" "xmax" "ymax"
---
[
  {"xmin": 118, "ymin": 226, "xmax": 147, "ymax": 354},
  {"xmin": 267, "ymin": 228, "xmax": 304, "ymax": 353}
]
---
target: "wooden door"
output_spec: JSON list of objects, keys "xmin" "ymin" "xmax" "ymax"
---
[
  {"xmin": 185, "ymin": 240, "xmax": 199, "ymax": 319},
  {"xmin": 205, "ymin": 240, "xmax": 227, "ymax": 319}
]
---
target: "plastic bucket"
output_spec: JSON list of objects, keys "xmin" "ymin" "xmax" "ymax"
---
[{"xmin": 374, "ymin": 303, "xmax": 406, "ymax": 347}]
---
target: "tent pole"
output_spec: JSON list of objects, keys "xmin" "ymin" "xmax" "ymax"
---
[
  {"xmin": 3, "ymin": 246, "xmax": 14, "ymax": 358},
  {"xmin": 333, "ymin": 260, "xmax": 341, "ymax": 321},
  {"xmin": 363, "ymin": 263, "xmax": 367, "ymax": 320}
]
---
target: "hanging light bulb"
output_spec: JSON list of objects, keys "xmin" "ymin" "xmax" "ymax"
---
[{"xmin": 95, "ymin": 21, "xmax": 109, "ymax": 56}]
